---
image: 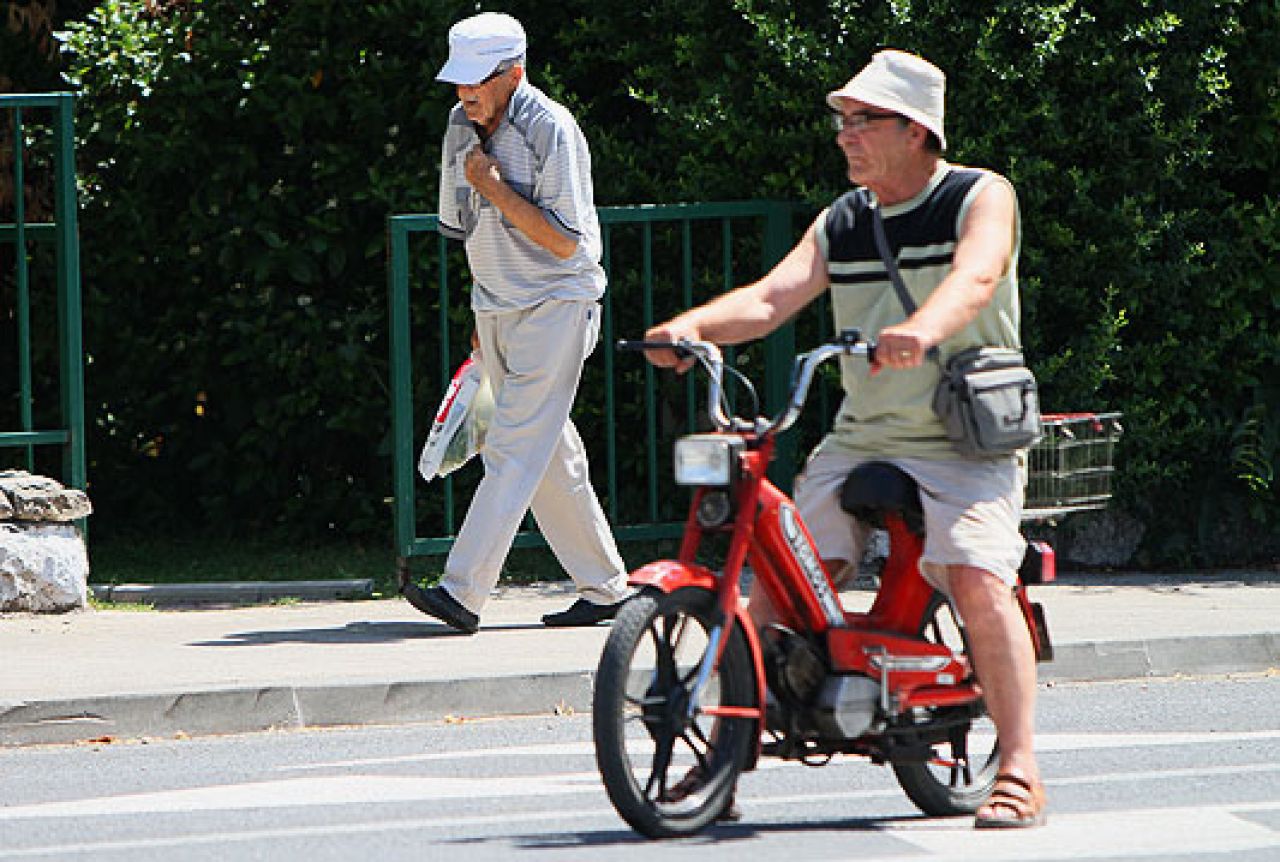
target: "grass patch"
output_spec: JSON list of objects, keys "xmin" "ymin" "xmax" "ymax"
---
[
  {"xmin": 89, "ymin": 535, "xmax": 686, "ymax": 596},
  {"xmin": 89, "ymin": 537, "xmax": 401, "ymax": 594},
  {"xmin": 87, "ymin": 596, "xmax": 154, "ymax": 612}
]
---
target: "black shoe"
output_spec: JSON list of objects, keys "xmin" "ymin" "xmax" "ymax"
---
[
  {"xmin": 663, "ymin": 766, "xmax": 741, "ymax": 822},
  {"xmin": 541, "ymin": 597, "xmax": 627, "ymax": 627},
  {"xmin": 401, "ymin": 583, "xmax": 479, "ymax": 634}
]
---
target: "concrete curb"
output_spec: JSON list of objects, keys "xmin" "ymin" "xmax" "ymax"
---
[
  {"xmin": 1044, "ymin": 632, "xmax": 1280, "ymax": 682},
  {"xmin": 0, "ymin": 673, "xmax": 595, "ymax": 747},
  {"xmin": 4, "ymin": 633, "xmax": 1277, "ymax": 747},
  {"xmin": 88, "ymin": 580, "xmax": 375, "ymax": 605}
]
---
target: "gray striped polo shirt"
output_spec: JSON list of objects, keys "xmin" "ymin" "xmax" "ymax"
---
[{"xmin": 437, "ymin": 78, "xmax": 606, "ymax": 312}]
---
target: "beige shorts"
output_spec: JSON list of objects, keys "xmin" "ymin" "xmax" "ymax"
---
[{"xmin": 793, "ymin": 445, "xmax": 1026, "ymax": 594}]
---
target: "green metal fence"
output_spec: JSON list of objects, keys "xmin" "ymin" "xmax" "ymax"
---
[
  {"xmin": 387, "ymin": 201, "xmax": 804, "ymax": 564},
  {"xmin": 0, "ymin": 93, "xmax": 85, "ymax": 490}
]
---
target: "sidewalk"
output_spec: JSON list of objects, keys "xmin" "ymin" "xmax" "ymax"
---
[{"xmin": 2, "ymin": 572, "xmax": 1278, "ymax": 746}]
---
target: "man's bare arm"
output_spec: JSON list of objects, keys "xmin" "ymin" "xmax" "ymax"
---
[
  {"xmin": 876, "ymin": 179, "xmax": 1016, "ymax": 368},
  {"xmin": 465, "ymin": 145, "xmax": 577, "ymax": 260},
  {"xmin": 645, "ymin": 220, "xmax": 829, "ymax": 370}
]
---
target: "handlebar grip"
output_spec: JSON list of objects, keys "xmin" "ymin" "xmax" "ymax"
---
[{"xmin": 616, "ymin": 339, "xmax": 693, "ymax": 358}]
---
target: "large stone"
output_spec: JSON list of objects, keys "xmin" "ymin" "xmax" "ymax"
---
[
  {"xmin": 0, "ymin": 470, "xmax": 93, "ymax": 522},
  {"xmin": 0, "ymin": 522, "xmax": 90, "ymax": 612},
  {"xmin": 0, "ymin": 471, "xmax": 92, "ymax": 612},
  {"xmin": 1057, "ymin": 509, "xmax": 1146, "ymax": 568}
]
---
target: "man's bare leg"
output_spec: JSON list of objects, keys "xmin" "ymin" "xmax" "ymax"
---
[{"xmin": 946, "ymin": 564, "xmax": 1044, "ymax": 824}]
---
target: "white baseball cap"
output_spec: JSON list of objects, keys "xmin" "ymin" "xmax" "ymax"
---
[
  {"xmin": 826, "ymin": 50, "xmax": 947, "ymax": 150},
  {"xmin": 436, "ymin": 12, "xmax": 527, "ymax": 85}
]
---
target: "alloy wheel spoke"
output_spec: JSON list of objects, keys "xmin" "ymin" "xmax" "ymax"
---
[
  {"xmin": 643, "ymin": 733, "xmax": 676, "ymax": 801},
  {"xmin": 652, "ymin": 617, "xmax": 680, "ymax": 688},
  {"xmin": 679, "ymin": 730, "xmax": 713, "ymax": 776},
  {"xmin": 625, "ymin": 692, "xmax": 667, "ymax": 708}
]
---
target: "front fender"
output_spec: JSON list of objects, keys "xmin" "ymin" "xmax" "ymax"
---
[
  {"xmin": 731, "ymin": 608, "xmax": 767, "ymax": 771},
  {"xmin": 628, "ymin": 560, "xmax": 719, "ymax": 594}
]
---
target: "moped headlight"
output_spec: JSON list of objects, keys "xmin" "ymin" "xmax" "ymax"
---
[{"xmin": 673, "ymin": 434, "xmax": 745, "ymax": 487}]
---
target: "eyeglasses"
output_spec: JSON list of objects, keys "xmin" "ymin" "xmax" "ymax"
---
[{"xmin": 830, "ymin": 110, "xmax": 901, "ymax": 132}]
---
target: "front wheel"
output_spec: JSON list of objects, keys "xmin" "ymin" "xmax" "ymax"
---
[
  {"xmin": 891, "ymin": 592, "xmax": 999, "ymax": 815},
  {"xmin": 592, "ymin": 587, "xmax": 757, "ymax": 838}
]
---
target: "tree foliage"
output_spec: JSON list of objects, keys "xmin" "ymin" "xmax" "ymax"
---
[{"xmin": 2, "ymin": 0, "xmax": 1274, "ymax": 563}]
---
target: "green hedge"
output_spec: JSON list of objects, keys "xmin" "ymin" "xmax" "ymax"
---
[{"xmin": 4, "ymin": 0, "xmax": 1274, "ymax": 564}]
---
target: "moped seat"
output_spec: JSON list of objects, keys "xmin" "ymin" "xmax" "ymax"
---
[{"xmin": 838, "ymin": 461, "xmax": 925, "ymax": 535}]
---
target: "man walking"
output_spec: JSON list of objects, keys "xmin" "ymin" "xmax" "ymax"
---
[
  {"xmin": 403, "ymin": 12, "xmax": 630, "ymax": 634},
  {"xmin": 644, "ymin": 50, "xmax": 1046, "ymax": 828}
]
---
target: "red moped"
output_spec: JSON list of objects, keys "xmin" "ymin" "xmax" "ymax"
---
[{"xmin": 592, "ymin": 330, "xmax": 1054, "ymax": 838}]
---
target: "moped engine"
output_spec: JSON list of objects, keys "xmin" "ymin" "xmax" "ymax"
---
[
  {"xmin": 766, "ymin": 628, "xmax": 881, "ymax": 742},
  {"xmin": 813, "ymin": 674, "xmax": 881, "ymax": 740},
  {"xmin": 766, "ymin": 627, "xmax": 826, "ymax": 708}
]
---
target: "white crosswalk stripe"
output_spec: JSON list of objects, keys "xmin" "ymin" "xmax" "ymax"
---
[
  {"xmin": 890, "ymin": 803, "xmax": 1280, "ymax": 861},
  {"xmin": 271, "ymin": 728, "xmax": 1280, "ymax": 773}
]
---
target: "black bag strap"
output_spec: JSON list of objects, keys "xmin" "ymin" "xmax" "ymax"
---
[
  {"xmin": 868, "ymin": 192, "xmax": 916, "ymax": 315},
  {"xmin": 866, "ymin": 190, "xmax": 940, "ymax": 362}
]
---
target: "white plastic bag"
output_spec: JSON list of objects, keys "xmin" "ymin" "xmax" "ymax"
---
[{"xmin": 417, "ymin": 354, "xmax": 494, "ymax": 481}]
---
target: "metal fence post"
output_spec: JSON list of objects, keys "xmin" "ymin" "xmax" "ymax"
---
[
  {"xmin": 53, "ymin": 94, "xmax": 86, "ymax": 490},
  {"xmin": 12, "ymin": 105, "xmax": 33, "ymax": 469},
  {"xmin": 760, "ymin": 201, "xmax": 797, "ymax": 493},
  {"xmin": 387, "ymin": 216, "xmax": 416, "ymax": 562}
]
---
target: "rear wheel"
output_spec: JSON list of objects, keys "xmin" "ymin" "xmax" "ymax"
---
[
  {"xmin": 592, "ymin": 587, "xmax": 757, "ymax": 838},
  {"xmin": 891, "ymin": 592, "xmax": 999, "ymax": 815}
]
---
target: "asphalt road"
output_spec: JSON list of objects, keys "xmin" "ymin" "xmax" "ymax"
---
[{"xmin": 2, "ymin": 673, "xmax": 1278, "ymax": 861}]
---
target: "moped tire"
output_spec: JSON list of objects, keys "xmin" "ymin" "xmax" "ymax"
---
[
  {"xmin": 593, "ymin": 586, "xmax": 756, "ymax": 838},
  {"xmin": 891, "ymin": 592, "xmax": 1000, "ymax": 816}
]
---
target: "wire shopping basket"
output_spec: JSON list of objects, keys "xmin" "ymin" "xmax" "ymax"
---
[{"xmin": 1023, "ymin": 412, "xmax": 1123, "ymax": 521}]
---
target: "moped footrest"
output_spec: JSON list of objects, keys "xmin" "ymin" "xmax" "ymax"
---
[{"xmin": 896, "ymin": 684, "xmax": 983, "ymax": 712}]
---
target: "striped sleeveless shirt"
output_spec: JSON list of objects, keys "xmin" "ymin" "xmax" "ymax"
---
[{"xmin": 815, "ymin": 162, "xmax": 1022, "ymax": 460}]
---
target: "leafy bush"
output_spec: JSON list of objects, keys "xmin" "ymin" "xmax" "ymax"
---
[
  {"xmin": 23, "ymin": 0, "xmax": 1278, "ymax": 564},
  {"xmin": 58, "ymin": 0, "xmax": 471, "ymax": 538}
]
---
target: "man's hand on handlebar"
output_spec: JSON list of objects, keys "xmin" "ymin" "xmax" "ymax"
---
[
  {"xmin": 870, "ymin": 322, "xmax": 933, "ymax": 375},
  {"xmin": 643, "ymin": 321, "xmax": 700, "ymax": 374}
]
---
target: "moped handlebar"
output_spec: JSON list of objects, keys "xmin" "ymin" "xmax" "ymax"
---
[
  {"xmin": 617, "ymin": 338, "xmax": 734, "ymax": 430},
  {"xmin": 618, "ymin": 329, "xmax": 876, "ymax": 436},
  {"xmin": 615, "ymin": 339, "xmax": 698, "ymax": 360}
]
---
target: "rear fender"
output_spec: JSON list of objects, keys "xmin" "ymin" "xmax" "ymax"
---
[{"xmin": 1014, "ymin": 585, "xmax": 1054, "ymax": 662}]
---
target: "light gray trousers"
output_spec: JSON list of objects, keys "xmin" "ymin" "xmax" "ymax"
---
[{"xmin": 440, "ymin": 299, "xmax": 630, "ymax": 614}]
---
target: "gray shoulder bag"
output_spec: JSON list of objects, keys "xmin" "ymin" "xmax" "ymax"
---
[{"xmin": 868, "ymin": 195, "xmax": 1042, "ymax": 457}]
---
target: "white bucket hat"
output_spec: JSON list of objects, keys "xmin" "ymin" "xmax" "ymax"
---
[
  {"xmin": 436, "ymin": 12, "xmax": 527, "ymax": 85},
  {"xmin": 826, "ymin": 50, "xmax": 947, "ymax": 150}
]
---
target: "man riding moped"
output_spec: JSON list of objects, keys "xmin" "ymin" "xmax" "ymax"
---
[{"xmin": 644, "ymin": 49, "xmax": 1046, "ymax": 829}]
